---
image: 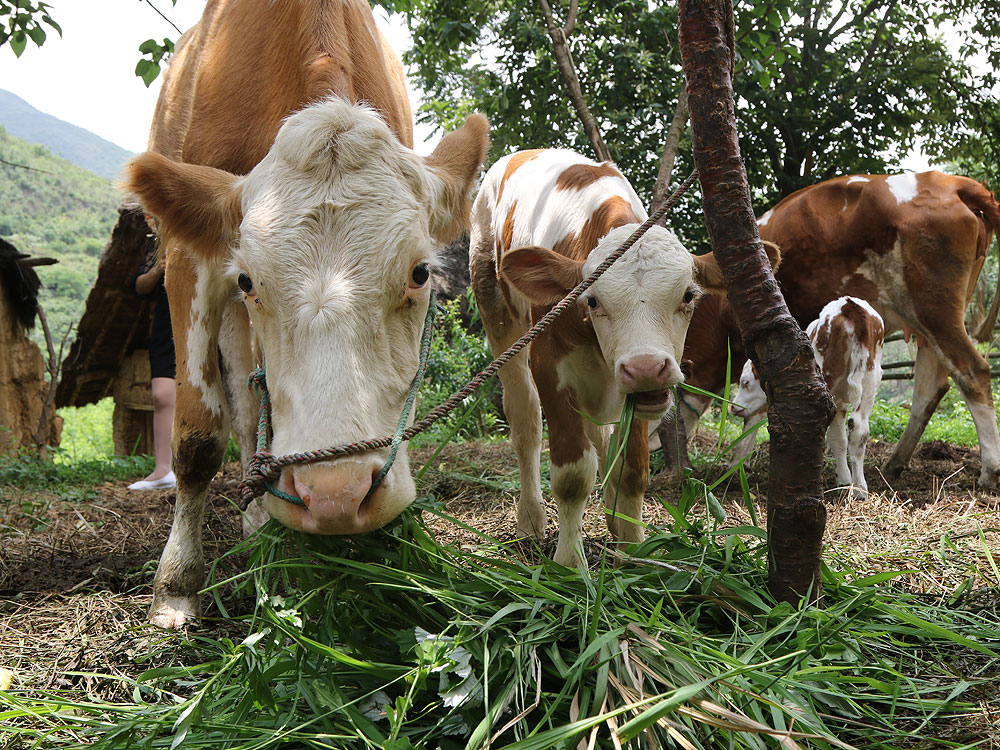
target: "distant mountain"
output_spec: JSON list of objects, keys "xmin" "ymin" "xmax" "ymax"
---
[{"xmin": 0, "ymin": 89, "xmax": 133, "ymax": 180}]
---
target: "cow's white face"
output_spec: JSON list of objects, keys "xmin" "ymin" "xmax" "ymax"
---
[
  {"xmin": 579, "ymin": 225, "xmax": 700, "ymax": 419},
  {"xmin": 501, "ymin": 224, "xmax": 726, "ymax": 421},
  {"xmin": 731, "ymin": 359, "xmax": 766, "ymax": 418},
  {"xmin": 129, "ymin": 99, "xmax": 488, "ymax": 535}
]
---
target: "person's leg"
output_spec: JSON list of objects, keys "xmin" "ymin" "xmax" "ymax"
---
[
  {"xmin": 132, "ymin": 377, "xmax": 176, "ymax": 486},
  {"xmin": 149, "ymin": 377, "xmax": 176, "ymax": 479}
]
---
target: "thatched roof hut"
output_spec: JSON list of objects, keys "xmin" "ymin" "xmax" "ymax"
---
[
  {"xmin": 56, "ymin": 204, "xmax": 154, "ymax": 409},
  {"xmin": 0, "ymin": 237, "xmax": 61, "ymax": 453}
]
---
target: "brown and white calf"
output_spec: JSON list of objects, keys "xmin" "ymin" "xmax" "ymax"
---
[
  {"xmin": 730, "ymin": 297, "xmax": 884, "ymax": 497},
  {"xmin": 659, "ymin": 172, "xmax": 1000, "ymax": 489},
  {"xmin": 125, "ymin": 0, "xmax": 488, "ymax": 628},
  {"xmin": 470, "ymin": 149, "xmax": 735, "ymax": 565}
]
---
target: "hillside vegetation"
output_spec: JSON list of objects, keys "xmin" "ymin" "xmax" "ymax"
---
[{"xmin": 0, "ymin": 125, "xmax": 120, "ymax": 346}]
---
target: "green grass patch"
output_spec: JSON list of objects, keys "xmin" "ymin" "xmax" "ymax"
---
[
  {"xmin": 3, "ymin": 498, "xmax": 996, "ymax": 749},
  {"xmin": 56, "ymin": 397, "xmax": 117, "ymax": 462}
]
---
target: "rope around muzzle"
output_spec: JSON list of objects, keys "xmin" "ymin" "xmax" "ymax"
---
[
  {"xmin": 241, "ymin": 291, "xmax": 438, "ymax": 509},
  {"xmin": 238, "ymin": 170, "xmax": 699, "ymax": 511}
]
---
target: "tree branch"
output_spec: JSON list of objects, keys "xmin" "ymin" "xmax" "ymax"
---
[
  {"xmin": 652, "ymin": 84, "xmax": 689, "ymax": 216},
  {"xmin": 538, "ymin": 0, "xmax": 611, "ymax": 162}
]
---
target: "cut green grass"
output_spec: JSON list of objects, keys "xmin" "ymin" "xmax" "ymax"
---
[{"xmin": 3, "ymin": 496, "xmax": 997, "ymax": 749}]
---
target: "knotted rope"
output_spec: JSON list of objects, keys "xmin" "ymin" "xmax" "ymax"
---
[{"xmin": 238, "ymin": 170, "xmax": 699, "ymax": 510}]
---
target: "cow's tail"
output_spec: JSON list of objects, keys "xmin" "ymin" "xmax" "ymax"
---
[{"xmin": 959, "ymin": 179, "xmax": 1000, "ymax": 341}]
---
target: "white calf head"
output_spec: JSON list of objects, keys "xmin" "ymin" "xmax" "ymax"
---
[
  {"xmin": 731, "ymin": 359, "xmax": 766, "ymax": 418},
  {"xmin": 501, "ymin": 224, "xmax": 726, "ymax": 419},
  {"xmin": 126, "ymin": 99, "xmax": 488, "ymax": 535}
]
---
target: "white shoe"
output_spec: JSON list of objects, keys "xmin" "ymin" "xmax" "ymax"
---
[{"xmin": 128, "ymin": 471, "xmax": 177, "ymax": 491}]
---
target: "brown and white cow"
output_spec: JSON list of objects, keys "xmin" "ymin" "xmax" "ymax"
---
[
  {"xmin": 125, "ymin": 0, "xmax": 489, "ymax": 628},
  {"xmin": 659, "ymin": 171, "xmax": 1000, "ymax": 489},
  {"xmin": 730, "ymin": 297, "xmax": 884, "ymax": 497},
  {"xmin": 470, "ymin": 149, "xmax": 735, "ymax": 565}
]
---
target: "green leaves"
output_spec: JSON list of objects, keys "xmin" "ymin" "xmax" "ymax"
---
[
  {"xmin": 0, "ymin": 0, "xmax": 59, "ymax": 57},
  {"xmin": 134, "ymin": 37, "xmax": 175, "ymax": 87}
]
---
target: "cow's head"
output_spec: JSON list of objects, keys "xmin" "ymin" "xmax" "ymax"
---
[
  {"xmin": 500, "ymin": 224, "xmax": 727, "ymax": 420},
  {"xmin": 730, "ymin": 359, "xmax": 766, "ymax": 419},
  {"xmin": 126, "ymin": 99, "xmax": 488, "ymax": 535}
]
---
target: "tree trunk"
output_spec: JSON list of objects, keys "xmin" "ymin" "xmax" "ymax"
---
[{"xmin": 677, "ymin": 0, "xmax": 834, "ymax": 603}]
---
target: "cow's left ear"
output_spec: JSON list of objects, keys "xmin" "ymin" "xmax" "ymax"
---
[
  {"xmin": 501, "ymin": 247, "xmax": 584, "ymax": 305},
  {"xmin": 692, "ymin": 240, "xmax": 781, "ymax": 294},
  {"xmin": 423, "ymin": 114, "xmax": 490, "ymax": 243},
  {"xmin": 123, "ymin": 152, "xmax": 243, "ymax": 259}
]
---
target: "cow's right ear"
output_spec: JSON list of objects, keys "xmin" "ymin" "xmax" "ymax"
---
[
  {"xmin": 500, "ymin": 247, "xmax": 584, "ymax": 305},
  {"xmin": 123, "ymin": 152, "xmax": 243, "ymax": 258}
]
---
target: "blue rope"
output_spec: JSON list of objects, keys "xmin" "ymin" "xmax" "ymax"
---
[{"xmin": 372, "ymin": 291, "xmax": 438, "ymax": 491}]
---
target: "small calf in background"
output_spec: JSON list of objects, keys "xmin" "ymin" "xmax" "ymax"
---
[{"xmin": 730, "ymin": 296, "xmax": 884, "ymax": 497}]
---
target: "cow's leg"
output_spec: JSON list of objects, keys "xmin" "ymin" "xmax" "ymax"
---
[
  {"xmin": 729, "ymin": 414, "xmax": 761, "ymax": 468},
  {"xmin": 603, "ymin": 417, "xmax": 649, "ymax": 546},
  {"xmin": 929, "ymin": 334, "xmax": 1000, "ymax": 489},
  {"xmin": 656, "ymin": 389, "xmax": 706, "ymax": 474},
  {"xmin": 150, "ymin": 249, "xmax": 231, "ymax": 629},
  {"xmin": 583, "ymin": 419, "xmax": 612, "ymax": 480},
  {"xmin": 848, "ymin": 386, "xmax": 877, "ymax": 497},
  {"xmin": 884, "ymin": 345, "xmax": 949, "ymax": 481},
  {"xmin": 218, "ymin": 300, "xmax": 268, "ymax": 534},
  {"xmin": 501, "ymin": 347, "xmax": 546, "ymax": 539},
  {"xmin": 529, "ymin": 362, "xmax": 595, "ymax": 566},
  {"xmin": 827, "ymin": 407, "xmax": 851, "ymax": 491}
]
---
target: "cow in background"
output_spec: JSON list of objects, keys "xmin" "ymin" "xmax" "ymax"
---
[
  {"xmin": 659, "ymin": 172, "xmax": 1000, "ymax": 490},
  {"xmin": 731, "ymin": 297, "xmax": 884, "ymax": 498},
  {"xmin": 126, "ymin": 0, "xmax": 489, "ymax": 628},
  {"xmin": 471, "ymin": 149, "xmax": 776, "ymax": 565}
]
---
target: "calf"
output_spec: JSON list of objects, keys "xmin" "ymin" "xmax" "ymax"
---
[
  {"xmin": 730, "ymin": 297, "xmax": 884, "ymax": 497},
  {"xmin": 470, "ymin": 149, "xmax": 739, "ymax": 565}
]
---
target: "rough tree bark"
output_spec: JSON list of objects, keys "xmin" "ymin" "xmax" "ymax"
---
[
  {"xmin": 678, "ymin": 0, "xmax": 835, "ymax": 602},
  {"xmin": 538, "ymin": 0, "xmax": 611, "ymax": 162}
]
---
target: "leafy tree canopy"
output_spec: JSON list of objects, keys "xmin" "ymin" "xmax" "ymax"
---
[{"xmin": 394, "ymin": 0, "xmax": 1000, "ymax": 246}]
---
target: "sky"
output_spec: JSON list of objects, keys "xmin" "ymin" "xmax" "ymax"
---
[
  {"xmin": 0, "ymin": 0, "xmax": 935, "ymax": 170},
  {"xmin": 0, "ymin": 0, "xmax": 438, "ymax": 154}
]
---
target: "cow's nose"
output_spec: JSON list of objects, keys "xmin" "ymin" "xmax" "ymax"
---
[
  {"xmin": 618, "ymin": 355, "xmax": 681, "ymax": 391},
  {"xmin": 263, "ymin": 459, "xmax": 391, "ymax": 535}
]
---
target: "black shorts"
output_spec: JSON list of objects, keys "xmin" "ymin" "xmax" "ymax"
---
[{"xmin": 148, "ymin": 288, "xmax": 175, "ymax": 379}]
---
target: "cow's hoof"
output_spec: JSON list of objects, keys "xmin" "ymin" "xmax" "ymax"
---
[
  {"xmin": 977, "ymin": 468, "xmax": 1000, "ymax": 493},
  {"xmin": 149, "ymin": 595, "xmax": 200, "ymax": 629},
  {"xmin": 848, "ymin": 486, "xmax": 869, "ymax": 501},
  {"xmin": 881, "ymin": 458, "xmax": 905, "ymax": 481}
]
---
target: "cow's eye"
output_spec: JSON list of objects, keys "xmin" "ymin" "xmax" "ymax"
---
[
  {"xmin": 410, "ymin": 262, "xmax": 430, "ymax": 287},
  {"xmin": 238, "ymin": 273, "xmax": 254, "ymax": 294},
  {"xmin": 587, "ymin": 296, "xmax": 599, "ymax": 309},
  {"xmin": 683, "ymin": 289, "xmax": 695, "ymax": 304}
]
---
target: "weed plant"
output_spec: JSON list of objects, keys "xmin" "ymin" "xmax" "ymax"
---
[{"xmin": 416, "ymin": 292, "xmax": 504, "ymax": 447}]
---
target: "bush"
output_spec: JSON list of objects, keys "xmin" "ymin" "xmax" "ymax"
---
[{"xmin": 415, "ymin": 291, "xmax": 504, "ymax": 446}]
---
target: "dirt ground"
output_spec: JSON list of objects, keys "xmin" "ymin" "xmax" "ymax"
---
[{"xmin": 1, "ymin": 434, "xmax": 999, "ymax": 740}]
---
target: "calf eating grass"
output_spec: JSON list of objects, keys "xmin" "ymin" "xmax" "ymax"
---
[
  {"xmin": 731, "ymin": 297, "xmax": 884, "ymax": 498},
  {"xmin": 470, "ymin": 149, "xmax": 742, "ymax": 565}
]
